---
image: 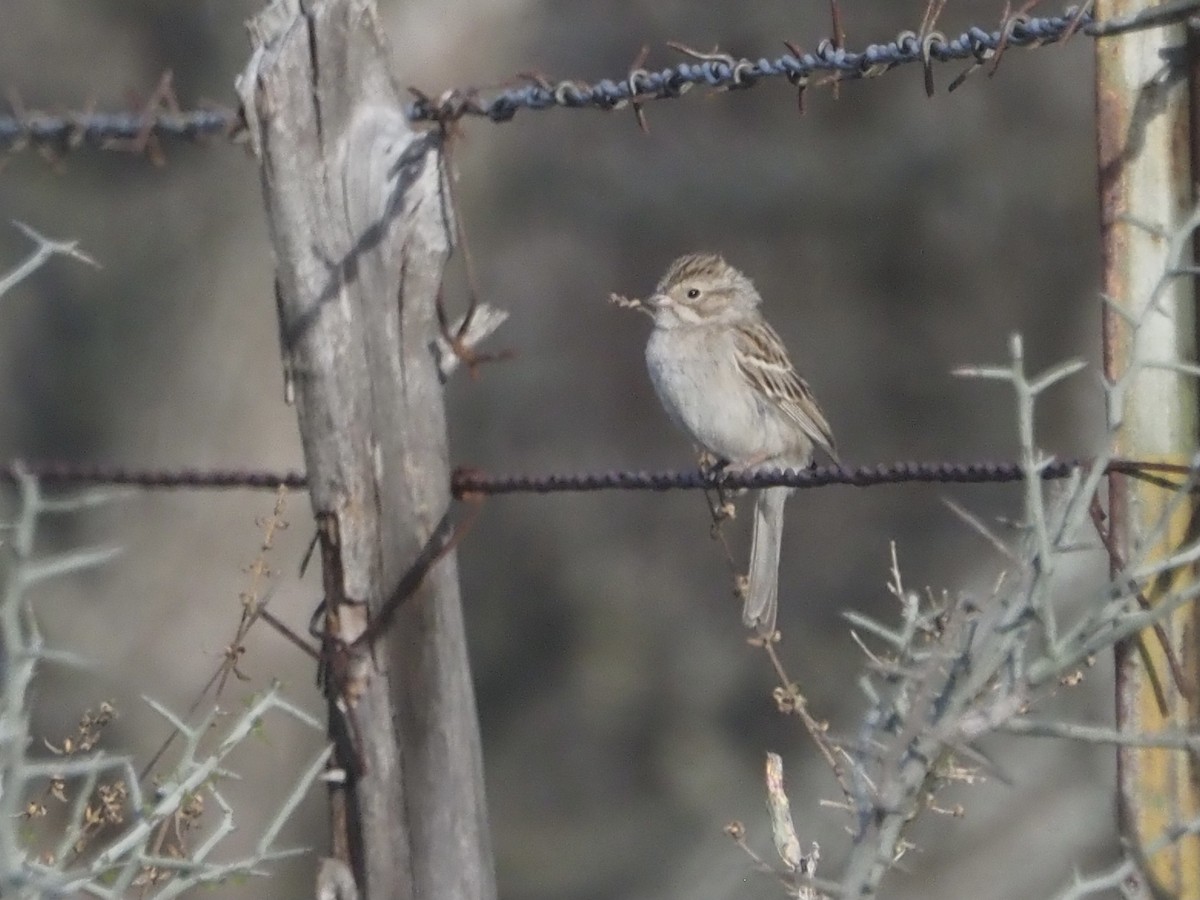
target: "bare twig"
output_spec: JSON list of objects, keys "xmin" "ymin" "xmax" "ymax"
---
[{"xmin": 0, "ymin": 221, "xmax": 98, "ymax": 300}]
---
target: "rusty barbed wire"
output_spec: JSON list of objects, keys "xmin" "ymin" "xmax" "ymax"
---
[
  {"xmin": 6, "ymin": 1, "xmax": 1198, "ymax": 152},
  {"xmin": 0, "ymin": 457, "xmax": 1187, "ymax": 497},
  {"xmin": 1, "ymin": 461, "xmax": 305, "ymax": 491}
]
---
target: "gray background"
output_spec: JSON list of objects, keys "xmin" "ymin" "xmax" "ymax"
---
[{"xmin": 0, "ymin": 1, "xmax": 1115, "ymax": 897}]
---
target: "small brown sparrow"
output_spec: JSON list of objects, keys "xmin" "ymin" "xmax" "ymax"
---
[{"xmin": 635, "ymin": 253, "xmax": 838, "ymax": 635}]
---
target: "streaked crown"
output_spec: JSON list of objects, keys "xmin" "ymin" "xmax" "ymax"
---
[
  {"xmin": 651, "ymin": 253, "xmax": 761, "ymax": 327},
  {"xmin": 655, "ymin": 253, "xmax": 748, "ymax": 294}
]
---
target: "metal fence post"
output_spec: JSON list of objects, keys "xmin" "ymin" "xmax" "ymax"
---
[{"xmin": 1096, "ymin": 1, "xmax": 1200, "ymax": 894}]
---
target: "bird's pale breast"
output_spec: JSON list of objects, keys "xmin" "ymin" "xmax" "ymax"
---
[{"xmin": 645, "ymin": 325, "xmax": 811, "ymax": 467}]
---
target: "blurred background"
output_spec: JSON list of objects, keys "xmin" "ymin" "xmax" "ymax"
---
[{"xmin": 0, "ymin": 1, "xmax": 1115, "ymax": 897}]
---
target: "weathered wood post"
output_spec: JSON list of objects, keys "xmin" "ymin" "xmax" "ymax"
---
[
  {"xmin": 1096, "ymin": 1, "xmax": 1200, "ymax": 894},
  {"xmin": 236, "ymin": 1, "xmax": 496, "ymax": 897}
]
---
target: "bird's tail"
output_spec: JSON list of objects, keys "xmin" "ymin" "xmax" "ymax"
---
[{"xmin": 745, "ymin": 486, "xmax": 790, "ymax": 635}]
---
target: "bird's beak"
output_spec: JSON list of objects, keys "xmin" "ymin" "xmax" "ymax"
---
[{"xmin": 647, "ymin": 292, "xmax": 671, "ymax": 310}]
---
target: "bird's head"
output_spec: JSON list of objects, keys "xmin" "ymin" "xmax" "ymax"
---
[{"xmin": 647, "ymin": 253, "xmax": 761, "ymax": 329}]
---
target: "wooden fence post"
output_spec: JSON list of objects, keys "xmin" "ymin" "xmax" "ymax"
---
[
  {"xmin": 1096, "ymin": 1, "xmax": 1200, "ymax": 895},
  {"xmin": 236, "ymin": 1, "xmax": 496, "ymax": 897}
]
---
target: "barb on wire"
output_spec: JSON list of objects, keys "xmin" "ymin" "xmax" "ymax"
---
[
  {"xmin": 0, "ymin": 456, "xmax": 1192, "ymax": 496},
  {"xmin": 3, "ymin": 1, "xmax": 1196, "ymax": 151}
]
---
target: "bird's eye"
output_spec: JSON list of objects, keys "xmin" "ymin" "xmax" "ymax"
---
[{"xmin": 686, "ymin": 288, "xmax": 701, "ymax": 299}]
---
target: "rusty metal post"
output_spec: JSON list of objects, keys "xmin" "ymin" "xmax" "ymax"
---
[{"xmin": 1096, "ymin": 2, "xmax": 1200, "ymax": 894}]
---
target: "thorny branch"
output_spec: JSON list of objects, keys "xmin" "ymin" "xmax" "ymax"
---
[
  {"xmin": 1050, "ymin": 813, "xmax": 1200, "ymax": 899},
  {"xmin": 795, "ymin": 206, "xmax": 1200, "ymax": 897},
  {"xmin": 0, "ymin": 221, "xmax": 98, "ymax": 299},
  {"xmin": 0, "ymin": 469, "xmax": 326, "ymax": 897}
]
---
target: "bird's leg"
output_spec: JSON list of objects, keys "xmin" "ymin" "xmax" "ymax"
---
[{"xmin": 698, "ymin": 450, "xmax": 738, "ymax": 535}]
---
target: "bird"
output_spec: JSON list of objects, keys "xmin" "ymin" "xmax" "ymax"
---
[{"xmin": 638, "ymin": 252, "xmax": 837, "ymax": 635}]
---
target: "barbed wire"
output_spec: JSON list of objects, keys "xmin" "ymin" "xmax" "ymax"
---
[
  {"xmin": 0, "ymin": 108, "xmax": 237, "ymax": 153},
  {"xmin": 0, "ymin": 461, "xmax": 305, "ymax": 491},
  {"xmin": 406, "ymin": 4, "xmax": 1098, "ymax": 123},
  {"xmin": 6, "ymin": 1, "xmax": 1198, "ymax": 154},
  {"xmin": 0, "ymin": 457, "xmax": 1186, "ymax": 497}
]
